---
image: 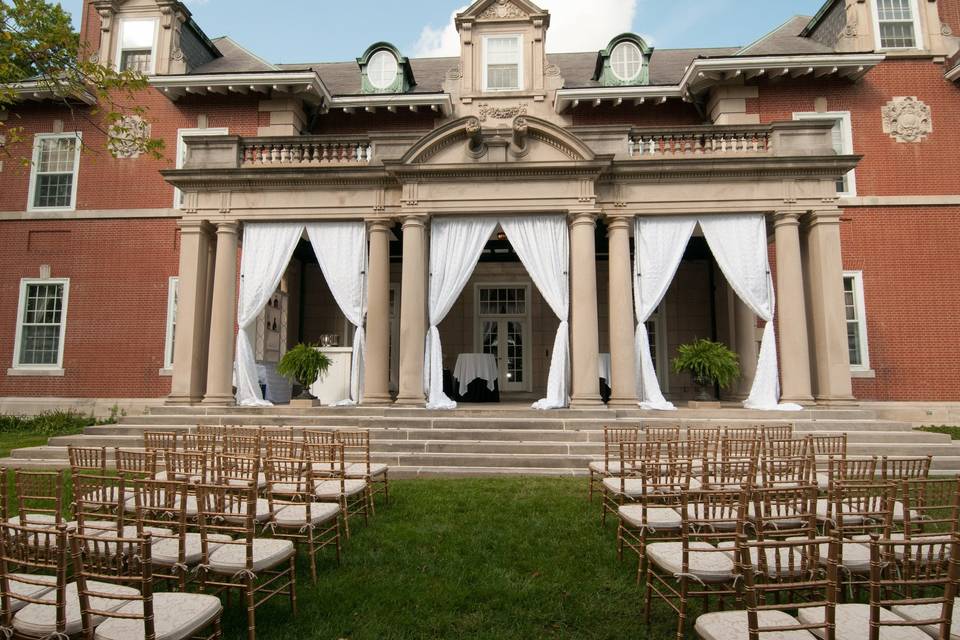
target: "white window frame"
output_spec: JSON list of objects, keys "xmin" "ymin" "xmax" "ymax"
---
[
  {"xmin": 473, "ymin": 283, "xmax": 532, "ymax": 392},
  {"xmin": 793, "ymin": 111, "xmax": 857, "ymax": 197},
  {"xmin": 163, "ymin": 276, "xmax": 179, "ymax": 372},
  {"xmin": 482, "ymin": 34, "xmax": 524, "ymax": 92},
  {"xmin": 843, "ymin": 270, "xmax": 871, "ymax": 372},
  {"xmin": 115, "ymin": 17, "xmax": 160, "ymax": 74},
  {"xmin": 27, "ymin": 132, "xmax": 82, "ymax": 212},
  {"xmin": 871, "ymin": 0, "xmax": 924, "ymax": 50},
  {"xmin": 367, "ymin": 50, "xmax": 399, "ymax": 90},
  {"xmin": 174, "ymin": 127, "xmax": 229, "ymax": 208},
  {"xmin": 11, "ymin": 277, "xmax": 70, "ymax": 373},
  {"xmin": 610, "ymin": 41, "xmax": 643, "ymax": 82}
]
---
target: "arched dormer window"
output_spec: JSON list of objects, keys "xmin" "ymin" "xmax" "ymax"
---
[
  {"xmin": 357, "ymin": 43, "xmax": 416, "ymax": 94},
  {"xmin": 594, "ymin": 34, "xmax": 652, "ymax": 86}
]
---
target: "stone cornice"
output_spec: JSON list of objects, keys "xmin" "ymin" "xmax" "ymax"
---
[
  {"xmin": 603, "ymin": 154, "xmax": 861, "ymax": 182},
  {"xmin": 383, "ymin": 159, "xmax": 611, "ymax": 182},
  {"xmin": 159, "ymin": 166, "xmax": 393, "ymax": 191}
]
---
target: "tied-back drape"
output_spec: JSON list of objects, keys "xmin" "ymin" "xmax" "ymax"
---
[
  {"xmin": 423, "ymin": 217, "xmax": 499, "ymax": 410},
  {"xmin": 305, "ymin": 222, "xmax": 368, "ymax": 405},
  {"xmin": 235, "ymin": 222, "xmax": 304, "ymax": 407},
  {"xmin": 500, "ymin": 215, "xmax": 570, "ymax": 410}
]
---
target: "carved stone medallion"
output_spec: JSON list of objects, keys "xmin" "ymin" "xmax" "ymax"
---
[
  {"xmin": 881, "ymin": 96, "xmax": 932, "ymax": 143},
  {"xmin": 108, "ymin": 115, "xmax": 152, "ymax": 159},
  {"xmin": 477, "ymin": 103, "xmax": 528, "ymax": 122},
  {"xmin": 479, "ymin": 0, "xmax": 526, "ymax": 20}
]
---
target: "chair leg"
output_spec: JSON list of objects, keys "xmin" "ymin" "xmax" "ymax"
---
[
  {"xmin": 616, "ymin": 523, "xmax": 624, "ymax": 561},
  {"xmin": 245, "ymin": 577, "xmax": 256, "ymax": 640},
  {"xmin": 289, "ymin": 555, "xmax": 298, "ymax": 615},
  {"xmin": 308, "ymin": 532, "xmax": 317, "ymax": 583},
  {"xmin": 643, "ymin": 563, "xmax": 653, "ymax": 624},
  {"xmin": 213, "ymin": 614, "xmax": 223, "ymax": 640},
  {"xmin": 341, "ymin": 497, "xmax": 351, "ymax": 538},
  {"xmin": 335, "ymin": 515, "xmax": 342, "ymax": 566},
  {"xmin": 589, "ymin": 470, "xmax": 595, "ymax": 502},
  {"xmin": 383, "ymin": 472, "xmax": 389, "ymax": 505}
]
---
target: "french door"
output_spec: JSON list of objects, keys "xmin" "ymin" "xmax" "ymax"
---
[{"xmin": 475, "ymin": 285, "xmax": 531, "ymax": 392}]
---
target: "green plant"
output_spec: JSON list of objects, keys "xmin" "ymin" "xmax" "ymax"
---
[
  {"xmin": 276, "ymin": 343, "xmax": 332, "ymax": 399},
  {"xmin": 672, "ymin": 338, "xmax": 741, "ymax": 393},
  {"xmin": 0, "ymin": 410, "xmax": 96, "ymax": 436},
  {"xmin": 916, "ymin": 425, "xmax": 960, "ymax": 440}
]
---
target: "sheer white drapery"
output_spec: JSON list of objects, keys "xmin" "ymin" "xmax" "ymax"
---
[
  {"xmin": 632, "ymin": 216, "xmax": 697, "ymax": 410},
  {"xmin": 500, "ymin": 215, "xmax": 570, "ymax": 410},
  {"xmin": 699, "ymin": 214, "xmax": 802, "ymax": 411},
  {"xmin": 305, "ymin": 222, "xmax": 368, "ymax": 406},
  {"xmin": 423, "ymin": 217, "xmax": 499, "ymax": 410},
  {"xmin": 235, "ymin": 222, "xmax": 304, "ymax": 407}
]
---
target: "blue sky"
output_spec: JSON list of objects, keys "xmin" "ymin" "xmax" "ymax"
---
[{"xmin": 55, "ymin": 0, "xmax": 828, "ymax": 63}]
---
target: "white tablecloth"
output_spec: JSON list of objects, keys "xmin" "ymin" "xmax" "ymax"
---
[
  {"xmin": 453, "ymin": 353, "xmax": 499, "ymax": 394},
  {"xmin": 598, "ymin": 353, "xmax": 612, "ymax": 383}
]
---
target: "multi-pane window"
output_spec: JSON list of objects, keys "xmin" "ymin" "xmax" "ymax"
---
[
  {"xmin": 164, "ymin": 277, "xmax": 179, "ymax": 370},
  {"xmin": 14, "ymin": 279, "xmax": 69, "ymax": 368},
  {"xmin": 843, "ymin": 272, "xmax": 870, "ymax": 370},
  {"xmin": 367, "ymin": 50, "xmax": 399, "ymax": 90},
  {"xmin": 29, "ymin": 134, "xmax": 81, "ymax": 210},
  {"xmin": 477, "ymin": 286, "xmax": 529, "ymax": 390},
  {"xmin": 117, "ymin": 19, "xmax": 157, "ymax": 74},
  {"xmin": 611, "ymin": 42, "xmax": 643, "ymax": 81},
  {"xmin": 793, "ymin": 112, "xmax": 856, "ymax": 196},
  {"xmin": 485, "ymin": 36, "xmax": 522, "ymax": 91},
  {"xmin": 478, "ymin": 287, "xmax": 526, "ymax": 315},
  {"xmin": 876, "ymin": 0, "xmax": 920, "ymax": 48}
]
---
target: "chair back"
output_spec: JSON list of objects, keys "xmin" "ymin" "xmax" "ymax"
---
[
  {"xmin": 761, "ymin": 437, "xmax": 808, "ymax": 460},
  {"xmin": 723, "ymin": 426, "xmax": 759, "ymax": 440},
  {"xmin": 303, "ymin": 429, "xmax": 337, "ymax": 445},
  {"xmin": 222, "ymin": 434, "xmax": 261, "ymax": 457},
  {"xmin": 114, "ymin": 449, "xmax": 158, "ymax": 482},
  {"xmin": 14, "ymin": 470, "xmax": 67, "ymax": 526},
  {"xmin": 195, "ymin": 484, "xmax": 258, "ymax": 571},
  {"xmin": 265, "ymin": 438, "xmax": 303, "ymax": 460},
  {"xmin": 900, "ymin": 476, "xmax": 960, "ymax": 540},
  {"xmin": 196, "ymin": 425, "xmax": 227, "ymax": 438},
  {"xmin": 165, "ymin": 450, "xmax": 208, "ymax": 484},
  {"xmin": 748, "ymin": 485, "xmax": 819, "ymax": 540},
  {"xmin": 182, "ymin": 433, "xmax": 219, "ymax": 453},
  {"xmin": 758, "ymin": 455, "xmax": 811, "ymax": 488},
  {"xmin": 702, "ymin": 458, "xmax": 756, "ymax": 491},
  {"xmin": 211, "ymin": 453, "xmax": 260, "ymax": 488},
  {"xmin": 824, "ymin": 455, "xmax": 878, "ymax": 489},
  {"xmin": 643, "ymin": 425, "xmax": 680, "ymax": 443},
  {"xmin": 881, "ymin": 456, "xmax": 931, "ymax": 482},
  {"xmin": 665, "ymin": 438, "xmax": 715, "ymax": 464},
  {"xmin": 142, "ymin": 431, "xmax": 179, "ymax": 452},
  {"xmin": 337, "ymin": 430, "xmax": 373, "ymax": 475},
  {"xmin": 641, "ymin": 458, "xmax": 694, "ymax": 498},
  {"xmin": 826, "ymin": 482, "xmax": 895, "ymax": 544},
  {"xmin": 759, "ymin": 423, "xmax": 794, "ymax": 441},
  {"xmin": 68, "ymin": 446, "xmax": 108, "ymax": 475},
  {"xmin": 720, "ymin": 437, "xmax": 759, "ymax": 462},
  {"xmin": 73, "ymin": 474, "xmax": 127, "ymax": 537},
  {"xmin": 602, "ymin": 427, "xmax": 640, "ymax": 472},
  {"xmin": 0, "ymin": 523, "xmax": 70, "ymax": 633},
  {"xmin": 684, "ymin": 426, "xmax": 721, "ymax": 444}
]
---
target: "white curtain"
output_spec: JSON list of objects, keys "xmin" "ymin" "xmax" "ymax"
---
[
  {"xmin": 699, "ymin": 214, "xmax": 802, "ymax": 411},
  {"xmin": 632, "ymin": 216, "xmax": 697, "ymax": 410},
  {"xmin": 501, "ymin": 215, "xmax": 570, "ymax": 410},
  {"xmin": 305, "ymin": 222, "xmax": 368, "ymax": 406},
  {"xmin": 423, "ymin": 217, "xmax": 499, "ymax": 409},
  {"xmin": 235, "ymin": 222, "xmax": 304, "ymax": 407}
]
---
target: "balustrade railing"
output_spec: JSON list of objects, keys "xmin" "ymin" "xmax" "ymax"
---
[
  {"xmin": 628, "ymin": 126, "xmax": 772, "ymax": 159},
  {"xmin": 241, "ymin": 137, "xmax": 373, "ymax": 166}
]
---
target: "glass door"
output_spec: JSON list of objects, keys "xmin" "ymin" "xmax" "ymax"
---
[{"xmin": 476, "ymin": 286, "xmax": 531, "ymax": 392}]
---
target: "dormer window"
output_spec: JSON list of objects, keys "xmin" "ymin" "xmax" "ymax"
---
[
  {"xmin": 358, "ymin": 43, "xmax": 415, "ymax": 94},
  {"xmin": 594, "ymin": 33, "xmax": 652, "ymax": 86},
  {"xmin": 484, "ymin": 35, "xmax": 523, "ymax": 91},
  {"xmin": 610, "ymin": 42, "xmax": 643, "ymax": 82},
  {"xmin": 368, "ymin": 50, "xmax": 399, "ymax": 90},
  {"xmin": 873, "ymin": 0, "xmax": 923, "ymax": 49},
  {"xmin": 117, "ymin": 18, "xmax": 158, "ymax": 74}
]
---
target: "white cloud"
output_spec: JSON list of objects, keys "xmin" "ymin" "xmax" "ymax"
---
[{"xmin": 413, "ymin": 0, "xmax": 638, "ymax": 58}]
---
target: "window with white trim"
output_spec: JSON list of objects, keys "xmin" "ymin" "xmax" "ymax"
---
[
  {"xmin": 793, "ymin": 111, "xmax": 856, "ymax": 197},
  {"xmin": 164, "ymin": 276, "xmax": 179, "ymax": 370},
  {"xmin": 28, "ymin": 133, "xmax": 81, "ymax": 211},
  {"xmin": 484, "ymin": 35, "xmax": 522, "ymax": 91},
  {"xmin": 367, "ymin": 50, "xmax": 399, "ymax": 90},
  {"xmin": 873, "ymin": 0, "xmax": 923, "ymax": 49},
  {"xmin": 611, "ymin": 42, "xmax": 643, "ymax": 82},
  {"xmin": 843, "ymin": 271, "xmax": 870, "ymax": 370},
  {"xmin": 175, "ymin": 128, "xmax": 229, "ymax": 208},
  {"xmin": 13, "ymin": 278, "xmax": 69, "ymax": 369},
  {"xmin": 117, "ymin": 18, "xmax": 158, "ymax": 74}
]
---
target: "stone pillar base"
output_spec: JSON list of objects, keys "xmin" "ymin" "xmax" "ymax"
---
[
  {"xmin": 361, "ymin": 393, "xmax": 394, "ymax": 406},
  {"xmin": 165, "ymin": 395, "xmax": 202, "ymax": 406},
  {"xmin": 781, "ymin": 394, "xmax": 816, "ymax": 406},
  {"xmin": 201, "ymin": 394, "xmax": 236, "ymax": 407},
  {"xmin": 570, "ymin": 395, "xmax": 605, "ymax": 408},
  {"xmin": 606, "ymin": 397, "xmax": 637, "ymax": 408},
  {"xmin": 393, "ymin": 396, "xmax": 425, "ymax": 407},
  {"xmin": 814, "ymin": 396, "xmax": 858, "ymax": 406}
]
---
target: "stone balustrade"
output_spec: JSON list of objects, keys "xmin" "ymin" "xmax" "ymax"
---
[
  {"xmin": 628, "ymin": 125, "xmax": 772, "ymax": 158},
  {"xmin": 240, "ymin": 137, "xmax": 374, "ymax": 166}
]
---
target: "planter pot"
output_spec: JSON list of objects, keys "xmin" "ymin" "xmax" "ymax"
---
[
  {"xmin": 692, "ymin": 376, "xmax": 715, "ymax": 402},
  {"xmin": 291, "ymin": 383, "xmax": 317, "ymax": 401}
]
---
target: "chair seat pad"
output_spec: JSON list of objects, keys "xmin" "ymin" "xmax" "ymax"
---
[
  {"xmin": 152, "ymin": 533, "xmax": 232, "ymax": 566},
  {"xmin": 646, "ymin": 541, "xmax": 735, "ymax": 583},
  {"xmin": 891, "ymin": 598, "xmax": 960, "ymax": 640},
  {"xmin": 314, "ymin": 479, "xmax": 367, "ymax": 499},
  {"xmin": 226, "ymin": 473, "xmax": 267, "ymax": 489},
  {"xmin": 273, "ymin": 503, "xmax": 340, "ymax": 528},
  {"xmin": 124, "ymin": 492, "xmax": 199, "ymax": 517},
  {"xmin": 588, "ymin": 460, "xmax": 629, "ymax": 475},
  {"xmin": 797, "ymin": 603, "xmax": 930, "ymax": 640},
  {"xmin": 7, "ymin": 515, "xmax": 76, "ymax": 530},
  {"xmin": 4, "ymin": 573, "xmax": 56, "ymax": 613},
  {"xmin": 814, "ymin": 499, "xmax": 869, "ymax": 524},
  {"xmin": 94, "ymin": 592, "xmax": 222, "ymax": 640},
  {"xmin": 652, "ymin": 477, "xmax": 702, "ymax": 492},
  {"xmin": 221, "ymin": 498, "xmax": 274, "ymax": 523},
  {"xmin": 785, "ymin": 537, "xmax": 873, "ymax": 573},
  {"xmin": 617, "ymin": 505, "xmax": 682, "ymax": 530},
  {"xmin": 601, "ymin": 477, "xmax": 645, "ymax": 498},
  {"xmin": 208, "ymin": 538, "xmax": 295, "ymax": 574},
  {"xmin": 345, "ymin": 462, "xmax": 388, "ymax": 478},
  {"xmin": 13, "ymin": 581, "xmax": 139, "ymax": 637},
  {"xmin": 717, "ymin": 541, "xmax": 814, "ymax": 578},
  {"xmin": 695, "ymin": 609, "xmax": 818, "ymax": 640}
]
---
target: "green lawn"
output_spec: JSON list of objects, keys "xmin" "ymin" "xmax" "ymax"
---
[
  {"xmin": 917, "ymin": 425, "xmax": 960, "ymax": 440},
  {"xmin": 0, "ymin": 431, "xmax": 57, "ymax": 459}
]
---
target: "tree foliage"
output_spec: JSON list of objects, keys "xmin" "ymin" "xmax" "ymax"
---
[{"xmin": 0, "ymin": 0, "xmax": 163, "ymax": 158}]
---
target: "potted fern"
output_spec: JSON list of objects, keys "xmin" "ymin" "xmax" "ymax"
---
[
  {"xmin": 672, "ymin": 338, "xmax": 741, "ymax": 402},
  {"xmin": 276, "ymin": 343, "xmax": 332, "ymax": 400}
]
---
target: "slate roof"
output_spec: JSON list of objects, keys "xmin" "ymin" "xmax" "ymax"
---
[{"xmin": 736, "ymin": 16, "xmax": 835, "ymax": 56}]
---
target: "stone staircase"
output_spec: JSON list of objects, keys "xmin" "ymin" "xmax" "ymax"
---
[{"xmin": 3, "ymin": 405, "xmax": 959, "ymax": 476}]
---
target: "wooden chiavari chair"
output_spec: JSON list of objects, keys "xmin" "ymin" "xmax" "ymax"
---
[
  {"xmin": 338, "ymin": 430, "xmax": 389, "ymax": 508},
  {"xmin": 807, "ymin": 434, "xmax": 849, "ymax": 490},
  {"xmin": 114, "ymin": 449, "xmax": 157, "ymax": 482},
  {"xmin": 221, "ymin": 434, "xmax": 261, "ymax": 459},
  {"xmin": 588, "ymin": 426, "xmax": 640, "ymax": 503},
  {"xmin": 644, "ymin": 425, "xmax": 681, "ymax": 443},
  {"xmin": 815, "ymin": 456, "xmax": 878, "ymax": 522},
  {"xmin": 72, "ymin": 474, "xmax": 130, "ymax": 540},
  {"xmin": 701, "ymin": 457, "xmax": 756, "ymax": 491},
  {"xmin": 264, "ymin": 457, "xmax": 342, "ymax": 582},
  {"xmin": 758, "ymin": 455, "xmax": 811, "ymax": 489},
  {"xmin": 265, "ymin": 438, "xmax": 303, "ymax": 460},
  {"xmin": 0, "ymin": 523, "xmax": 74, "ymax": 637},
  {"xmin": 10, "ymin": 470, "xmax": 71, "ymax": 529},
  {"xmin": 195, "ymin": 483, "xmax": 296, "ymax": 640},
  {"xmin": 142, "ymin": 431, "xmax": 179, "ymax": 453},
  {"xmin": 131, "ymin": 479, "xmax": 200, "ymax": 590},
  {"xmin": 720, "ymin": 437, "xmax": 760, "ymax": 462},
  {"xmin": 211, "ymin": 453, "xmax": 264, "ymax": 490},
  {"xmin": 881, "ymin": 535, "xmax": 960, "ymax": 639},
  {"xmin": 696, "ymin": 535, "xmax": 840, "ymax": 640},
  {"xmin": 182, "ymin": 433, "xmax": 219, "ymax": 454},
  {"xmin": 304, "ymin": 442, "xmax": 369, "ymax": 537},
  {"xmin": 745, "ymin": 484, "xmax": 819, "ymax": 545},
  {"xmin": 600, "ymin": 440, "xmax": 662, "ymax": 526},
  {"xmin": 196, "ymin": 425, "xmax": 227, "ymax": 438},
  {"xmin": 303, "ymin": 429, "xmax": 337, "ymax": 446},
  {"xmin": 723, "ymin": 425, "xmax": 759, "ymax": 441},
  {"xmin": 685, "ymin": 425, "xmax": 722, "ymax": 444},
  {"xmin": 69, "ymin": 530, "xmax": 223, "ymax": 640},
  {"xmin": 68, "ymin": 446, "xmax": 108, "ymax": 477},
  {"xmin": 761, "ymin": 437, "xmax": 809, "ymax": 460},
  {"xmin": 759, "ymin": 423, "xmax": 794, "ymax": 441},
  {"xmin": 163, "ymin": 450, "xmax": 208, "ymax": 485}
]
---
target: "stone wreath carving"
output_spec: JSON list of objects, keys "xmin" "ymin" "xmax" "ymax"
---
[
  {"xmin": 480, "ymin": 0, "xmax": 526, "ymax": 20},
  {"xmin": 108, "ymin": 115, "xmax": 152, "ymax": 159},
  {"xmin": 881, "ymin": 96, "xmax": 932, "ymax": 143},
  {"xmin": 477, "ymin": 103, "xmax": 527, "ymax": 122}
]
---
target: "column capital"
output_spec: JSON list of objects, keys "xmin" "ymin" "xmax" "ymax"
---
[
  {"xmin": 366, "ymin": 218, "xmax": 394, "ymax": 234},
  {"xmin": 801, "ymin": 209, "xmax": 843, "ymax": 228},
  {"xmin": 605, "ymin": 216, "xmax": 633, "ymax": 234},
  {"xmin": 177, "ymin": 219, "xmax": 214, "ymax": 237},
  {"xmin": 214, "ymin": 221, "xmax": 240, "ymax": 235},
  {"xmin": 568, "ymin": 210, "xmax": 598, "ymax": 228},
  {"xmin": 399, "ymin": 215, "xmax": 428, "ymax": 230},
  {"xmin": 772, "ymin": 211, "xmax": 801, "ymax": 228}
]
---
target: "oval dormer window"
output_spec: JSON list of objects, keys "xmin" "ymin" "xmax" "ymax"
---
[
  {"xmin": 368, "ymin": 50, "xmax": 399, "ymax": 90},
  {"xmin": 610, "ymin": 41, "xmax": 643, "ymax": 82}
]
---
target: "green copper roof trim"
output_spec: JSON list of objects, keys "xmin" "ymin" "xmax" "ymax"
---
[
  {"xmin": 357, "ymin": 42, "xmax": 416, "ymax": 95},
  {"xmin": 593, "ymin": 33, "xmax": 653, "ymax": 87}
]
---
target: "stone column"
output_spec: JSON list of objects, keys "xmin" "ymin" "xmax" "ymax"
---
[
  {"xmin": 569, "ymin": 212, "xmax": 603, "ymax": 407},
  {"xmin": 395, "ymin": 216, "xmax": 427, "ymax": 405},
  {"xmin": 363, "ymin": 219, "xmax": 393, "ymax": 405},
  {"xmin": 773, "ymin": 212, "xmax": 814, "ymax": 404},
  {"xmin": 166, "ymin": 220, "xmax": 213, "ymax": 405},
  {"xmin": 733, "ymin": 295, "xmax": 759, "ymax": 399},
  {"xmin": 802, "ymin": 210, "xmax": 855, "ymax": 403},
  {"xmin": 202, "ymin": 221, "xmax": 240, "ymax": 406},
  {"xmin": 606, "ymin": 217, "xmax": 636, "ymax": 406}
]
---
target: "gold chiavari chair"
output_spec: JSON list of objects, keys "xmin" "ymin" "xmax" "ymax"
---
[
  {"xmin": 807, "ymin": 434, "xmax": 849, "ymax": 490},
  {"xmin": 163, "ymin": 450, "xmax": 209, "ymax": 485},
  {"xmin": 0, "ymin": 523, "xmax": 74, "ymax": 637},
  {"xmin": 723, "ymin": 425, "xmax": 759, "ymax": 441},
  {"xmin": 181, "ymin": 433, "xmax": 220, "ymax": 454},
  {"xmin": 10, "ymin": 470, "xmax": 71, "ymax": 529},
  {"xmin": 644, "ymin": 425, "xmax": 681, "ymax": 443},
  {"xmin": 304, "ymin": 442, "xmax": 369, "ymax": 537},
  {"xmin": 142, "ymin": 431, "xmax": 179, "ymax": 452},
  {"xmin": 759, "ymin": 423, "xmax": 794, "ymax": 441},
  {"xmin": 131, "ymin": 479, "xmax": 199, "ymax": 590},
  {"xmin": 72, "ymin": 474, "xmax": 131, "ymax": 540},
  {"xmin": 588, "ymin": 426, "xmax": 640, "ymax": 503},
  {"xmin": 761, "ymin": 437, "xmax": 809, "ymax": 461},
  {"xmin": 815, "ymin": 456, "xmax": 878, "ymax": 522},
  {"xmin": 68, "ymin": 446, "xmax": 108, "ymax": 477},
  {"xmin": 211, "ymin": 453, "xmax": 264, "ymax": 491},
  {"xmin": 338, "ymin": 430, "xmax": 389, "ymax": 508},
  {"xmin": 302, "ymin": 429, "xmax": 337, "ymax": 446},
  {"xmin": 758, "ymin": 455, "xmax": 811, "ymax": 489},
  {"xmin": 265, "ymin": 438, "xmax": 303, "ymax": 460},
  {"xmin": 600, "ymin": 440, "xmax": 662, "ymax": 526},
  {"xmin": 222, "ymin": 434, "xmax": 261, "ymax": 459},
  {"xmin": 701, "ymin": 457, "xmax": 756, "ymax": 491},
  {"xmin": 882, "ymin": 456, "xmax": 932, "ymax": 524},
  {"xmin": 720, "ymin": 437, "xmax": 760, "ymax": 462}
]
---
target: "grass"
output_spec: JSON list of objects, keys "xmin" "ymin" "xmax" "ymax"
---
[
  {"xmin": 917, "ymin": 425, "xmax": 960, "ymax": 440},
  {"xmin": 0, "ymin": 431, "xmax": 58, "ymax": 459}
]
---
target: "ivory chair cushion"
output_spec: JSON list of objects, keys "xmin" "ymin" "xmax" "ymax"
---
[
  {"xmin": 797, "ymin": 603, "xmax": 930, "ymax": 640},
  {"xmin": 221, "ymin": 498, "xmax": 274, "ymax": 523},
  {"xmin": 785, "ymin": 537, "xmax": 873, "ymax": 573},
  {"xmin": 816, "ymin": 472, "xmax": 830, "ymax": 491},
  {"xmin": 4, "ymin": 573, "xmax": 56, "ymax": 613},
  {"xmin": 588, "ymin": 460, "xmax": 629, "ymax": 475},
  {"xmin": 273, "ymin": 503, "xmax": 341, "ymax": 528},
  {"xmin": 151, "ymin": 533, "xmax": 232, "ymax": 566},
  {"xmin": 645, "ymin": 541, "xmax": 736, "ymax": 583},
  {"xmin": 6, "ymin": 515, "xmax": 77, "ymax": 529},
  {"xmin": 226, "ymin": 473, "xmax": 267, "ymax": 489},
  {"xmin": 207, "ymin": 538, "xmax": 295, "ymax": 574},
  {"xmin": 891, "ymin": 598, "xmax": 960, "ymax": 640},
  {"xmin": 124, "ymin": 492, "xmax": 200, "ymax": 516},
  {"xmin": 617, "ymin": 504, "xmax": 682, "ymax": 530},
  {"xmin": 695, "ymin": 609, "xmax": 818, "ymax": 640},
  {"xmin": 314, "ymin": 479, "xmax": 367, "ymax": 500},
  {"xmin": 93, "ymin": 592, "xmax": 222, "ymax": 640},
  {"xmin": 13, "ymin": 581, "xmax": 140, "ymax": 637},
  {"xmin": 601, "ymin": 478, "xmax": 644, "ymax": 498},
  {"xmin": 345, "ymin": 462, "xmax": 388, "ymax": 478},
  {"xmin": 717, "ymin": 542, "xmax": 814, "ymax": 578}
]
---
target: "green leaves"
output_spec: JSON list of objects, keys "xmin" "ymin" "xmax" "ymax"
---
[
  {"xmin": 671, "ymin": 338, "xmax": 741, "ymax": 389},
  {"xmin": 276, "ymin": 343, "xmax": 333, "ymax": 388}
]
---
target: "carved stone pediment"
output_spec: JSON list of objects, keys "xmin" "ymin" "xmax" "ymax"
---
[
  {"xmin": 457, "ymin": 0, "xmax": 547, "ymax": 24},
  {"xmin": 882, "ymin": 96, "xmax": 932, "ymax": 143},
  {"xmin": 479, "ymin": 0, "xmax": 528, "ymax": 20}
]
